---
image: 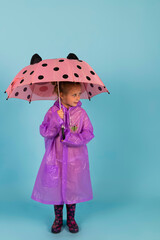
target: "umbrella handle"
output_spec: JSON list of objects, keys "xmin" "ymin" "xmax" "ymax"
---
[{"xmin": 61, "ymin": 125, "xmax": 65, "ymax": 140}]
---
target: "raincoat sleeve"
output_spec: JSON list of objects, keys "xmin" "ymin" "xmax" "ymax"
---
[
  {"xmin": 39, "ymin": 108, "xmax": 64, "ymax": 138},
  {"xmin": 61, "ymin": 110, "xmax": 94, "ymax": 147}
]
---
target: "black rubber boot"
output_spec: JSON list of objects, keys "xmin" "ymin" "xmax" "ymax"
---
[
  {"xmin": 51, "ymin": 204, "xmax": 64, "ymax": 233},
  {"xmin": 66, "ymin": 204, "xmax": 79, "ymax": 233}
]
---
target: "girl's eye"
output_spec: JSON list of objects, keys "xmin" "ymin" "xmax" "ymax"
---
[{"xmin": 72, "ymin": 93, "xmax": 81, "ymax": 96}]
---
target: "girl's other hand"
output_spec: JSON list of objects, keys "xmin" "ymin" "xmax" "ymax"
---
[{"xmin": 57, "ymin": 109, "xmax": 64, "ymax": 120}]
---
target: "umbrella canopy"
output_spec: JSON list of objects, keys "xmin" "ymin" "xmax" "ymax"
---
[{"xmin": 4, "ymin": 53, "xmax": 110, "ymax": 103}]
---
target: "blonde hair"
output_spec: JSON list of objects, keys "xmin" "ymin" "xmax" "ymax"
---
[{"xmin": 52, "ymin": 81, "xmax": 81, "ymax": 96}]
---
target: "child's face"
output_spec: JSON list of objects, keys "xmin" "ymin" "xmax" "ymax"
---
[{"xmin": 60, "ymin": 85, "xmax": 82, "ymax": 109}]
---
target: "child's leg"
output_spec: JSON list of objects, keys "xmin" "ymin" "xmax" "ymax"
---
[
  {"xmin": 51, "ymin": 204, "xmax": 64, "ymax": 233},
  {"xmin": 66, "ymin": 203, "xmax": 79, "ymax": 233}
]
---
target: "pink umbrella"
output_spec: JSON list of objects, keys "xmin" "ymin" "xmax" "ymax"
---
[
  {"xmin": 4, "ymin": 53, "xmax": 110, "ymax": 138},
  {"xmin": 4, "ymin": 53, "xmax": 110, "ymax": 103}
]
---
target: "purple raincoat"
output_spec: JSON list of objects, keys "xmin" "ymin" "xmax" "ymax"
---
[{"xmin": 31, "ymin": 98, "xmax": 95, "ymax": 204}]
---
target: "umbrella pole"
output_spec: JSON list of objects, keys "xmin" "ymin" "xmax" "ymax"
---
[{"xmin": 57, "ymin": 81, "xmax": 65, "ymax": 140}]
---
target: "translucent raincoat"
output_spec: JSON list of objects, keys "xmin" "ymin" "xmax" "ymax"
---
[{"xmin": 31, "ymin": 98, "xmax": 95, "ymax": 204}]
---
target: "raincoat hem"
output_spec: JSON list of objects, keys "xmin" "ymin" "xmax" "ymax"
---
[{"xmin": 31, "ymin": 195, "xmax": 93, "ymax": 205}]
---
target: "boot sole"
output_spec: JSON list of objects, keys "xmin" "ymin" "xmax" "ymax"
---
[
  {"xmin": 67, "ymin": 224, "xmax": 79, "ymax": 233},
  {"xmin": 51, "ymin": 227, "xmax": 62, "ymax": 233}
]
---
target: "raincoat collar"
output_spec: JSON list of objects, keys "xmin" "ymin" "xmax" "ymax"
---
[{"xmin": 53, "ymin": 98, "xmax": 82, "ymax": 111}]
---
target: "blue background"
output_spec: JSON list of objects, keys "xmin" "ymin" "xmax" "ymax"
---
[{"xmin": 1, "ymin": 0, "xmax": 160, "ymax": 239}]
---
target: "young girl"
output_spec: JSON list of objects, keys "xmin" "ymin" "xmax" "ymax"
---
[{"xmin": 31, "ymin": 81, "xmax": 95, "ymax": 233}]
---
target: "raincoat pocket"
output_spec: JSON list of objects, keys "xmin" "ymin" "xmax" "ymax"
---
[{"xmin": 41, "ymin": 164, "xmax": 59, "ymax": 188}]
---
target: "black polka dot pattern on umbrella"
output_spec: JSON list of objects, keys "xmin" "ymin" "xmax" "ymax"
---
[
  {"xmin": 38, "ymin": 75, "xmax": 44, "ymax": 80},
  {"xmin": 74, "ymin": 73, "xmax": 79, "ymax": 77},
  {"xmin": 42, "ymin": 63, "xmax": 47, "ymax": 67},
  {"xmin": 31, "ymin": 60, "xmax": 98, "ymax": 84},
  {"xmin": 63, "ymin": 74, "xmax": 68, "ymax": 79},
  {"xmin": 20, "ymin": 79, "xmax": 24, "ymax": 84},
  {"xmin": 11, "ymin": 58, "xmax": 107, "ymax": 102},
  {"xmin": 53, "ymin": 67, "xmax": 59, "ymax": 71},
  {"xmin": 23, "ymin": 87, "xmax": 27, "ymax": 92},
  {"xmin": 86, "ymin": 76, "xmax": 91, "ymax": 81}
]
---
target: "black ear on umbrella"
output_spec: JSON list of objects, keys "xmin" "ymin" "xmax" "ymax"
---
[
  {"xmin": 67, "ymin": 53, "xmax": 79, "ymax": 60},
  {"xmin": 30, "ymin": 53, "xmax": 42, "ymax": 65}
]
